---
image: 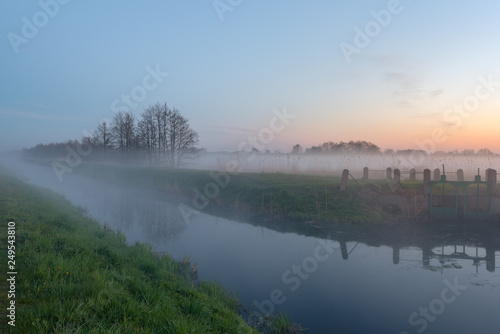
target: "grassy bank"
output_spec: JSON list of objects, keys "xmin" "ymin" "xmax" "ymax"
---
[
  {"xmin": 0, "ymin": 169, "xmax": 258, "ymax": 333},
  {"xmin": 72, "ymin": 162, "xmax": 423, "ymax": 223}
]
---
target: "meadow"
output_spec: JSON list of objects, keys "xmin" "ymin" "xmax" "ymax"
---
[
  {"xmin": 24, "ymin": 150, "xmax": 500, "ymax": 224},
  {"xmin": 74, "ymin": 162, "xmax": 416, "ymax": 223},
  {"xmin": 0, "ymin": 166, "xmax": 259, "ymax": 333}
]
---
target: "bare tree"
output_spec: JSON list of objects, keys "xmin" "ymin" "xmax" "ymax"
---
[
  {"xmin": 167, "ymin": 108, "xmax": 199, "ymax": 167},
  {"xmin": 82, "ymin": 103, "xmax": 198, "ymax": 166},
  {"xmin": 155, "ymin": 103, "xmax": 168, "ymax": 164},
  {"xmin": 477, "ymin": 148, "xmax": 494, "ymax": 156},
  {"xmin": 123, "ymin": 112, "xmax": 136, "ymax": 151},
  {"xmin": 292, "ymin": 144, "xmax": 303, "ymax": 154},
  {"xmin": 92, "ymin": 120, "xmax": 112, "ymax": 150},
  {"xmin": 136, "ymin": 103, "xmax": 198, "ymax": 167},
  {"xmin": 111, "ymin": 111, "xmax": 136, "ymax": 151},
  {"xmin": 141, "ymin": 102, "xmax": 169, "ymax": 164},
  {"xmin": 111, "ymin": 112, "xmax": 125, "ymax": 150},
  {"xmin": 137, "ymin": 108, "xmax": 155, "ymax": 162}
]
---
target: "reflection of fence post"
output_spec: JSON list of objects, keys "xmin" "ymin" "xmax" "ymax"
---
[
  {"xmin": 340, "ymin": 169, "xmax": 349, "ymax": 191},
  {"xmin": 393, "ymin": 246, "xmax": 400, "ymax": 265},
  {"xmin": 424, "ymin": 169, "xmax": 431, "ymax": 196},
  {"xmin": 457, "ymin": 169, "xmax": 464, "ymax": 181},
  {"xmin": 422, "ymin": 244, "xmax": 431, "ymax": 266},
  {"xmin": 386, "ymin": 167, "xmax": 392, "ymax": 180},
  {"xmin": 433, "ymin": 168, "xmax": 441, "ymax": 181},
  {"xmin": 410, "ymin": 168, "xmax": 416, "ymax": 180},
  {"xmin": 340, "ymin": 240, "xmax": 348, "ymax": 260},
  {"xmin": 363, "ymin": 167, "xmax": 368, "ymax": 180},
  {"xmin": 486, "ymin": 243, "xmax": 495, "ymax": 272},
  {"xmin": 393, "ymin": 169, "xmax": 401, "ymax": 190}
]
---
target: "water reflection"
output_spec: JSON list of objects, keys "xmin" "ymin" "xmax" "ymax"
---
[
  {"xmin": 79, "ymin": 184, "xmax": 188, "ymax": 244},
  {"xmin": 315, "ymin": 224, "xmax": 498, "ymax": 274},
  {"xmin": 0, "ymin": 158, "xmax": 189, "ymax": 244},
  {"xmin": 335, "ymin": 233, "xmax": 497, "ymax": 273}
]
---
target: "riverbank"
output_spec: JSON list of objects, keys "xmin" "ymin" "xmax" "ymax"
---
[
  {"xmin": 0, "ymin": 168, "xmax": 261, "ymax": 333},
  {"xmin": 70, "ymin": 161, "xmax": 427, "ymax": 224}
]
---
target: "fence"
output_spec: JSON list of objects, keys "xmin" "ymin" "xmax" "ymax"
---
[{"xmin": 339, "ymin": 167, "xmax": 498, "ymax": 219}]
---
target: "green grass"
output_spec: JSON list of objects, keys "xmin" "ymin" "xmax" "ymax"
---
[
  {"xmin": 272, "ymin": 309, "xmax": 292, "ymax": 334},
  {"xmin": 69, "ymin": 162, "xmax": 417, "ymax": 223},
  {"xmin": 431, "ymin": 182, "xmax": 457, "ymax": 196},
  {"xmin": 270, "ymin": 309, "xmax": 306, "ymax": 334},
  {"xmin": 0, "ymin": 168, "xmax": 257, "ymax": 333}
]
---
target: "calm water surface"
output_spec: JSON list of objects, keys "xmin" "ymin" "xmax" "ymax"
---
[{"xmin": 2, "ymin": 159, "xmax": 500, "ymax": 334}]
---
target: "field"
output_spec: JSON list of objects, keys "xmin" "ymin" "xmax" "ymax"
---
[
  {"xmin": 22, "ymin": 151, "xmax": 500, "ymax": 224},
  {"xmin": 73, "ymin": 162, "xmax": 424, "ymax": 223}
]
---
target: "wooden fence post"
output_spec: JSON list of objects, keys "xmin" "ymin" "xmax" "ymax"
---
[
  {"xmin": 363, "ymin": 167, "xmax": 368, "ymax": 180},
  {"xmin": 424, "ymin": 169, "xmax": 431, "ymax": 195},
  {"xmin": 486, "ymin": 168, "xmax": 491, "ymax": 182},
  {"xmin": 410, "ymin": 168, "xmax": 416, "ymax": 180},
  {"xmin": 434, "ymin": 168, "xmax": 441, "ymax": 181},
  {"xmin": 340, "ymin": 169, "xmax": 349, "ymax": 191},
  {"xmin": 487, "ymin": 169, "xmax": 497, "ymax": 195},
  {"xmin": 386, "ymin": 167, "xmax": 392, "ymax": 180},
  {"xmin": 394, "ymin": 169, "xmax": 401, "ymax": 190}
]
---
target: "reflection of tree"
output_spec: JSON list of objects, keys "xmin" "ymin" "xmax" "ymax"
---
[
  {"xmin": 138, "ymin": 199, "xmax": 186, "ymax": 243},
  {"xmin": 80, "ymin": 183, "xmax": 187, "ymax": 243},
  {"xmin": 117, "ymin": 192, "xmax": 136, "ymax": 230}
]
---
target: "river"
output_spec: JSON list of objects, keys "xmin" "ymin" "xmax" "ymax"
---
[{"xmin": 2, "ymin": 158, "xmax": 499, "ymax": 334}]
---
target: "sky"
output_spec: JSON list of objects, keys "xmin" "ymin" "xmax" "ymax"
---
[{"xmin": 1, "ymin": 0, "xmax": 500, "ymax": 154}]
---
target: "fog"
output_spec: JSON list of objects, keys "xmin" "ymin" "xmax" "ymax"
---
[
  {"xmin": 10, "ymin": 146, "xmax": 500, "ymax": 181},
  {"xmin": 185, "ymin": 151, "xmax": 499, "ymax": 181}
]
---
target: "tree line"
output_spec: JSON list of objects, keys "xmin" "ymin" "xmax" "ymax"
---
[
  {"xmin": 23, "ymin": 102, "xmax": 199, "ymax": 167},
  {"xmin": 292, "ymin": 141, "xmax": 381, "ymax": 154},
  {"xmin": 291, "ymin": 141, "xmax": 497, "ymax": 156}
]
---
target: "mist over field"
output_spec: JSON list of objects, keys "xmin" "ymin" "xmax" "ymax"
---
[{"xmin": 188, "ymin": 151, "xmax": 499, "ymax": 180}]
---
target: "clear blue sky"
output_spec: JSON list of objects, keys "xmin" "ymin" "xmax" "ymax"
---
[{"xmin": 2, "ymin": 0, "xmax": 500, "ymax": 153}]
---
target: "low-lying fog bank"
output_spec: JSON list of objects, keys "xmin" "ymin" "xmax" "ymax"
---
[{"xmin": 185, "ymin": 152, "xmax": 499, "ymax": 181}]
